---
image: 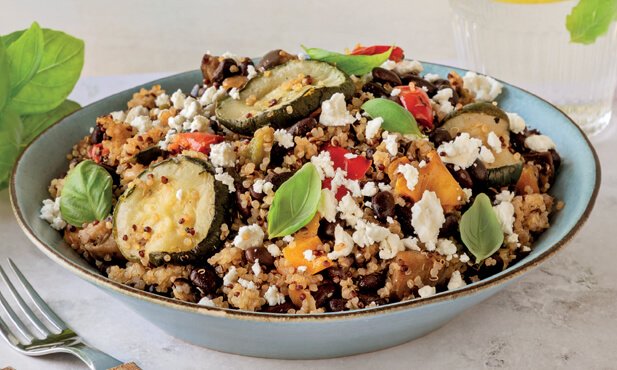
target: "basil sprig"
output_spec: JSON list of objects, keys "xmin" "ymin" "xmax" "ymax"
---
[
  {"xmin": 361, "ymin": 98, "xmax": 423, "ymax": 137},
  {"xmin": 267, "ymin": 163, "xmax": 321, "ymax": 238},
  {"xmin": 566, "ymin": 0, "xmax": 617, "ymax": 44},
  {"xmin": 459, "ymin": 193, "xmax": 504, "ymax": 263},
  {"xmin": 301, "ymin": 46, "xmax": 392, "ymax": 76},
  {"xmin": 60, "ymin": 160, "xmax": 113, "ymax": 227},
  {"xmin": 0, "ymin": 22, "xmax": 84, "ymax": 189}
]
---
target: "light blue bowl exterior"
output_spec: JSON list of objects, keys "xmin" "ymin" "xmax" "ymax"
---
[{"xmin": 11, "ymin": 64, "xmax": 600, "ymax": 359}]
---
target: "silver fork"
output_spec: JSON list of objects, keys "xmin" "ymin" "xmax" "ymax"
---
[{"xmin": 0, "ymin": 258, "xmax": 124, "ymax": 369}]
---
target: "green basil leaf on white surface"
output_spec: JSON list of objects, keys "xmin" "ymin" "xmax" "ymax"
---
[
  {"xmin": 566, "ymin": 0, "xmax": 617, "ymax": 45},
  {"xmin": 361, "ymin": 98, "xmax": 422, "ymax": 136},
  {"xmin": 267, "ymin": 162, "xmax": 321, "ymax": 238},
  {"xmin": 0, "ymin": 39, "xmax": 10, "ymax": 111},
  {"xmin": 301, "ymin": 46, "xmax": 392, "ymax": 76},
  {"xmin": 20, "ymin": 99, "xmax": 80, "ymax": 146},
  {"xmin": 459, "ymin": 193, "xmax": 504, "ymax": 263},
  {"xmin": 60, "ymin": 160, "xmax": 113, "ymax": 227},
  {"xmin": 0, "ymin": 109, "xmax": 23, "ymax": 189},
  {"xmin": 5, "ymin": 22, "xmax": 44, "ymax": 97}
]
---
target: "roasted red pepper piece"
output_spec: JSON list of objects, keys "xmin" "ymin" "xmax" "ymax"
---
[
  {"xmin": 168, "ymin": 132, "xmax": 224, "ymax": 154},
  {"xmin": 351, "ymin": 45, "xmax": 405, "ymax": 62},
  {"xmin": 88, "ymin": 143, "xmax": 109, "ymax": 164},
  {"xmin": 396, "ymin": 85, "xmax": 434, "ymax": 129}
]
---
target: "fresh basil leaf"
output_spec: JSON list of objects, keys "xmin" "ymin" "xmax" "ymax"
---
[
  {"xmin": 8, "ymin": 28, "xmax": 84, "ymax": 115},
  {"xmin": 0, "ymin": 39, "xmax": 10, "ymax": 111},
  {"xmin": 267, "ymin": 163, "xmax": 321, "ymax": 238},
  {"xmin": 6, "ymin": 22, "xmax": 44, "ymax": 97},
  {"xmin": 1, "ymin": 30, "xmax": 26, "ymax": 48},
  {"xmin": 361, "ymin": 98, "xmax": 423, "ymax": 136},
  {"xmin": 60, "ymin": 160, "xmax": 112, "ymax": 227},
  {"xmin": 566, "ymin": 0, "xmax": 617, "ymax": 44},
  {"xmin": 302, "ymin": 46, "xmax": 392, "ymax": 76},
  {"xmin": 0, "ymin": 109, "xmax": 23, "ymax": 189},
  {"xmin": 21, "ymin": 99, "xmax": 80, "ymax": 146},
  {"xmin": 459, "ymin": 193, "xmax": 504, "ymax": 263}
]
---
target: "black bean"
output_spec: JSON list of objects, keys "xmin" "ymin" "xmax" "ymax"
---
[
  {"xmin": 265, "ymin": 171, "xmax": 294, "ymax": 191},
  {"xmin": 550, "ymin": 149, "xmax": 561, "ymax": 172},
  {"xmin": 245, "ymin": 247, "xmax": 275, "ymax": 268},
  {"xmin": 468, "ymin": 160, "xmax": 488, "ymax": 183},
  {"xmin": 90, "ymin": 125, "xmax": 104, "ymax": 144},
  {"xmin": 99, "ymin": 164, "xmax": 120, "ymax": 186},
  {"xmin": 439, "ymin": 214, "xmax": 459, "ymax": 238},
  {"xmin": 287, "ymin": 117, "xmax": 317, "ymax": 137},
  {"xmin": 328, "ymin": 298, "xmax": 348, "ymax": 312},
  {"xmin": 357, "ymin": 274, "xmax": 384, "ymax": 292},
  {"xmin": 388, "ymin": 95, "xmax": 402, "ymax": 105},
  {"xmin": 446, "ymin": 164, "xmax": 474, "ymax": 189},
  {"xmin": 362, "ymin": 82, "xmax": 388, "ymax": 97},
  {"xmin": 238, "ymin": 58, "xmax": 254, "ymax": 76},
  {"xmin": 135, "ymin": 146, "xmax": 165, "ymax": 166},
  {"xmin": 257, "ymin": 49, "xmax": 295, "ymax": 71},
  {"xmin": 327, "ymin": 266, "xmax": 350, "ymax": 284},
  {"xmin": 189, "ymin": 84, "xmax": 200, "ymax": 98},
  {"xmin": 400, "ymin": 74, "xmax": 438, "ymax": 96},
  {"xmin": 358, "ymin": 293, "xmax": 386, "ymax": 307},
  {"xmin": 313, "ymin": 283, "xmax": 337, "ymax": 308},
  {"xmin": 365, "ymin": 148, "xmax": 376, "ymax": 159},
  {"xmin": 395, "ymin": 205, "xmax": 414, "ymax": 236},
  {"xmin": 433, "ymin": 79, "xmax": 459, "ymax": 106},
  {"xmin": 269, "ymin": 144, "xmax": 287, "ymax": 168},
  {"xmin": 429, "ymin": 128, "xmax": 452, "ymax": 147},
  {"xmin": 372, "ymin": 67, "xmax": 402, "ymax": 86},
  {"xmin": 212, "ymin": 58, "xmax": 239, "ymax": 83},
  {"xmin": 372, "ymin": 191, "xmax": 395, "ymax": 219},
  {"xmin": 262, "ymin": 302, "xmax": 295, "ymax": 313},
  {"xmin": 318, "ymin": 221, "xmax": 337, "ymax": 240},
  {"xmin": 190, "ymin": 268, "xmax": 220, "ymax": 295}
]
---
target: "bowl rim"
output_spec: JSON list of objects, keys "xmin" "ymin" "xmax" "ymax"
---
[{"xmin": 9, "ymin": 61, "xmax": 602, "ymax": 322}]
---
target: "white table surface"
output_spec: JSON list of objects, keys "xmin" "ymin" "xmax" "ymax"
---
[{"xmin": 1, "ymin": 74, "xmax": 616, "ymax": 370}]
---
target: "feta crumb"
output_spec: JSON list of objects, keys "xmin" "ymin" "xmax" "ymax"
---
[
  {"xmin": 175, "ymin": 189, "xmax": 183, "ymax": 201},
  {"xmin": 432, "ymin": 88, "xmax": 455, "ymax": 115},
  {"xmin": 382, "ymin": 132, "xmax": 399, "ymax": 156},
  {"xmin": 343, "ymin": 152, "xmax": 358, "ymax": 159},
  {"xmin": 352, "ymin": 219, "xmax": 391, "ymax": 248},
  {"xmin": 521, "ymin": 245, "xmax": 531, "ymax": 252},
  {"xmin": 238, "ymin": 278, "xmax": 257, "ymax": 290},
  {"xmin": 181, "ymin": 97, "xmax": 201, "ymax": 120},
  {"xmin": 223, "ymin": 266, "xmax": 238, "ymax": 286},
  {"xmin": 318, "ymin": 189, "xmax": 338, "ymax": 223},
  {"xmin": 229, "ymin": 88, "xmax": 240, "ymax": 100},
  {"xmin": 40, "ymin": 197, "xmax": 67, "ymax": 230},
  {"xmin": 380, "ymin": 60, "xmax": 396, "ymax": 70},
  {"xmin": 361, "ymin": 182, "xmax": 378, "ymax": 197},
  {"xmin": 402, "ymin": 237, "xmax": 420, "ymax": 251},
  {"xmin": 393, "ymin": 60, "xmax": 423, "ymax": 75},
  {"xmin": 506, "ymin": 112, "xmax": 526, "ymax": 134},
  {"xmin": 364, "ymin": 201, "xmax": 372, "ymax": 207},
  {"xmin": 264, "ymin": 285, "xmax": 286, "ymax": 306},
  {"xmin": 129, "ymin": 115, "xmax": 153, "ymax": 134},
  {"xmin": 252, "ymin": 179, "xmax": 267, "ymax": 194},
  {"xmin": 418, "ymin": 160, "xmax": 427, "ymax": 168},
  {"xmin": 167, "ymin": 115, "xmax": 186, "ymax": 132},
  {"xmin": 303, "ymin": 249, "xmax": 315, "ymax": 262},
  {"xmin": 447, "ymin": 271, "xmax": 466, "ymax": 290},
  {"xmin": 337, "ymin": 194, "xmax": 364, "ymax": 227},
  {"xmin": 110, "ymin": 110, "xmax": 126, "ymax": 122},
  {"xmin": 214, "ymin": 168, "xmax": 236, "ymax": 192},
  {"xmin": 233, "ymin": 224, "xmax": 265, "ymax": 250},
  {"xmin": 297, "ymin": 52, "xmax": 310, "ymax": 60},
  {"xmin": 479, "ymin": 146, "xmax": 495, "ymax": 164},
  {"xmin": 396, "ymin": 163, "xmax": 419, "ymax": 191},
  {"xmin": 462, "ymin": 71, "xmax": 503, "ymax": 101},
  {"xmin": 158, "ymin": 129, "xmax": 177, "ymax": 150},
  {"xmin": 155, "ymin": 93, "xmax": 170, "ymax": 108},
  {"xmin": 525, "ymin": 135, "xmax": 556, "ymax": 153},
  {"xmin": 310, "ymin": 151, "xmax": 335, "ymax": 180},
  {"xmin": 379, "ymin": 233, "xmax": 405, "ymax": 260},
  {"xmin": 246, "ymin": 65, "xmax": 258, "ymax": 80},
  {"xmin": 436, "ymin": 239, "xmax": 457, "ymax": 256},
  {"xmin": 411, "ymin": 191, "xmax": 445, "ymax": 251},
  {"xmin": 463, "ymin": 188, "xmax": 473, "ymax": 202},
  {"xmin": 459, "ymin": 253, "xmax": 470, "ymax": 263},
  {"xmin": 418, "ymin": 285, "xmax": 436, "ymax": 298},
  {"xmin": 267, "ymin": 244, "xmax": 281, "ymax": 257},
  {"xmin": 124, "ymin": 106, "xmax": 149, "ymax": 124},
  {"xmin": 493, "ymin": 200, "xmax": 515, "ymax": 235},
  {"xmin": 390, "ymin": 88, "xmax": 401, "ymax": 97},
  {"xmin": 282, "ymin": 235, "xmax": 294, "ymax": 243},
  {"xmin": 328, "ymin": 225, "xmax": 354, "ymax": 260},
  {"xmin": 199, "ymin": 85, "xmax": 226, "ymax": 106},
  {"xmin": 251, "ymin": 259, "xmax": 262, "ymax": 276},
  {"xmin": 209, "ymin": 142, "xmax": 236, "ymax": 168},
  {"xmin": 171, "ymin": 89, "xmax": 186, "ymax": 109},
  {"xmin": 438, "ymin": 133, "xmax": 483, "ymax": 170},
  {"xmin": 186, "ymin": 115, "xmax": 210, "ymax": 132},
  {"xmin": 297, "ymin": 266, "xmax": 307, "ymax": 273},
  {"xmin": 319, "ymin": 93, "xmax": 355, "ymax": 126},
  {"xmin": 487, "ymin": 132, "xmax": 503, "ymax": 153},
  {"xmin": 386, "ymin": 216, "xmax": 394, "ymax": 224},
  {"xmin": 423, "ymin": 73, "xmax": 440, "ymax": 83},
  {"xmin": 273, "ymin": 129, "xmax": 295, "ymax": 149},
  {"xmin": 365, "ymin": 117, "xmax": 383, "ymax": 141},
  {"xmin": 378, "ymin": 183, "xmax": 392, "ymax": 192},
  {"xmin": 198, "ymin": 297, "xmax": 216, "ymax": 307},
  {"xmin": 495, "ymin": 190, "xmax": 515, "ymax": 203}
]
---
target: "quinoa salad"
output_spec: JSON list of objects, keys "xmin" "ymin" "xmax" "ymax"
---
[{"xmin": 40, "ymin": 45, "xmax": 563, "ymax": 313}]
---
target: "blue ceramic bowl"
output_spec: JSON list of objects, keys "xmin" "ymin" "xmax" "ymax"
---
[{"xmin": 10, "ymin": 63, "xmax": 600, "ymax": 359}]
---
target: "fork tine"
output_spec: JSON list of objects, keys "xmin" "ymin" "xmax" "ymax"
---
[
  {"xmin": 8, "ymin": 259, "xmax": 67, "ymax": 332},
  {"xmin": 0, "ymin": 288, "xmax": 34, "ymax": 342},
  {"xmin": 0, "ymin": 265, "xmax": 51, "ymax": 336},
  {"xmin": 0, "ymin": 315, "xmax": 23, "ymax": 348}
]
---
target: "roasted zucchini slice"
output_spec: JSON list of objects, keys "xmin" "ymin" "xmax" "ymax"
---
[
  {"xmin": 485, "ymin": 150, "xmax": 524, "ymax": 187},
  {"xmin": 113, "ymin": 156, "xmax": 230, "ymax": 266},
  {"xmin": 215, "ymin": 59, "xmax": 354, "ymax": 134}
]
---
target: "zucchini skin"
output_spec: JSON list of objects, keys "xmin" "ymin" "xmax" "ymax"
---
[{"xmin": 487, "ymin": 160, "xmax": 523, "ymax": 188}]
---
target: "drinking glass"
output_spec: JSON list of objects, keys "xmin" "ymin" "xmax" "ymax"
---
[{"xmin": 449, "ymin": 0, "xmax": 617, "ymax": 137}]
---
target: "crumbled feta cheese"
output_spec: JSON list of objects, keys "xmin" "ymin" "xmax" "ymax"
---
[
  {"xmin": 436, "ymin": 239, "xmax": 457, "ymax": 256},
  {"xmin": 447, "ymin": 271, "xmax": 466, "ymax": 290},
  {"xmin": 344, "ymin": 153, "xmax": 358, "ymax": 160},
  {"xmin": 438, "ymin": 133, "xmax": 483, "ymax": 170},
  {"xmin": 171, "ymin": 89, "xmax": 186, "ymax": 109},
  {"xmin": 155, "ymin": 93, "xmax": 170, "ymax": 108},
  {"xmin": 463, "ymin": 188, "xmax": 473, "ymax": 202},
  {"xmin": 487, "ymin": 132, "xmax": 503, "ymax": 153},
  {"xmin": 303, "ymin": 249, "xmax": 315, "ymax": 262},
  {"xmin": 125, "ymin": 106, "xmax": 149, "ymax": 124},
  {"xmin": 361, "ymin": 182, "xmax": 378, "ymax": 197},
  {"xmin": 378, "ymin": 183, "xmax": 392, "ymax": 192},
  {"xmin": 390, "ymin": 88, "xmax": 401, "ymax": 97},
  {"xmin": 246, "ymin": 65, "xmax": 257, "ymax": 80},
  {"xmin": 402, "ymin": 237, "xmax": 420, "ymax": 251},
  {"xmin": 238, "ymin": 278, "xmax": 257, "ymax": 290},
  {"xmin": 297, "ymin": 266, "xmax": 308, "ymax": 273},
  {"xmin": 423, "ymin": 73, "xmax": 440, "ymax": 83},
  {"xmin": 525, "ymin": 134, "xmax": 556, "ymax": 152},
  {"xmin": 396, "ymin": 163, "xmax": 419, "ymax": 191},
  {"xmin": 282, "ymin": 235, "xmax": 294, "ymax": 243},
  {"xmin": 319, "ymin": 93, "xmax": 355, "ymax": 126},
  {"xmin": 380, "ymin": 60, "xmax": 397, "ymax": 70},
  {"xmin": 318, "ymin": 189, "xmax": 338, "ymax": 223},
  {"xmin": 267, "ymin": 244, "xmax": 281, "ymax": 257},
  {"xmin": 110, "ymin": 110, "xmax": 126, "ymax": 122},
  {"xmin": 393, "ymin": 60, "xmax": 423, "ymax": 75},
  {"xmin": 229, "ymin": 88, "xmax": 240, "ymax": 100},
  {"xmin": 181, "ymin": 97, "xmax": 202, "ymax": 120},
  {"xmin": 328, "ymin": 225, "xmax": 355, "ymax": 260},
  {"xmin": 462, "ymin": 71, "xmax": 503, "ymax": 101},
  {"xmin": 352, "ymin": 219, "xmax": 391, "ymax": 248},
  {"xmin": 252, "ymin": 179, "xmax": 275, "ymax": 195},
  {"xmin": 199, "ymin": 86, "xmax": 226, "ymax": 106},
  {"xmin": 418, "ymin": 160, "xmax": 427, "ymax": 168},
  {"xmin": 495, "ymin": 190, "xmax": 515, "ymax": 203},
  {"xmin": 40, "ymin": 198, "xmax": 66, "ymax": 230},
  {"xmin": 386, "ymin": 216, "xmax": 394, "ymax": 224},
  {"xmin": 365, "ymin": 117, "xmax": 383, "ymax": 141},
  {"xmin": 233, "ymin": 224, "xmax": 265, "ymax": 250},
  {"xmin": 432, "ymin": 88, "xmax": 455, "ymax": 115},
  {"xmin": 329, "ymin": 168, "xmax": 348, "ymax": 196},
  {"xmin": 364, "ymin": 201, "xmax": 372, "ymax": 207},
  {"xmin": 521, "ymin": 245, "xmax": 531, "ymax": 252},
  {"xmin": 175, "ymin": 189, "xmax": 183, "ymax": 201},
  {"xmin": 297, "ymin": 52, "xmax": 310, "ymax": 60},
  {"xmin": 418, "ymin": 285, "xmax": 436, "ymax": 298},
  {"xmin": 159, "ymin": 129, "xmax": 177, "ymax": 150},
  {"xmin": 459, "ymin": 253, "xmax": 470, "ymax": 263},
  {"xmin": 273, "ymin": 129, "xmax": 295, "ymax": 149},
  {"xmin": 379, "ymin": 233, "xmax": 405, "ymax": 260},
  {"xmin": 210, "ymin": 142, "xmax": 236, "ymax": 168},
  {"xmin": 198, "ymin": 297, "xmax": 216, "ymax": 307},
  {"xmin": 337, "ymin": 194, "xmax": 363, "ymax": 226},
  {"xmin": 167, "ymin": 115, "xmax": 186, "ymax": 132},
  {"xmin": 310, "ymin": 151, "xmax": 335, "ymax": 180},
  {"xmin": 251, "ymin": 260, "xmax": 262, "ymax": 276},
  {"xmin": 185, "ymin": 115, "xmax": 210, "ymax": 133},
  {"xmin": 214, "ymin": 168, "xmax": 236, "ymax": 192},
  {"xmin": 264, "ymin": 285, "xmax": 286, "ymax": 306},
  {"xmin": 343, "ymin": 178, "xmax": 363, "ymax": 198},
  {"xmin": 382, "ymin": 132, "xmax": 399, "ymax": 156},
  {"xmin": 223, "ymin": 266, "xmax": 238, "ymax": 286},
  {"xmin": 478, "ymin": 146, "xmax": 495, "ymax": 164},
  {"xmin": 411, "ymin": 190, "xmax": 445, "ymax": 251},
  {"xmin": 130, "ymin": 115, "xmax": 153, "ymax": 134},
  {"xmin": 493, "ymin": 200, "xmax": 515, "ymax": 235},
  {"xmin": 506, "ymin": 112, "xmax": 526, "ymax": 134}
]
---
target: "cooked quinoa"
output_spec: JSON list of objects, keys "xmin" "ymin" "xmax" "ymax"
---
[{"xmin": 41, "ymin": 47, "xmax": 563, "ymax": 314}]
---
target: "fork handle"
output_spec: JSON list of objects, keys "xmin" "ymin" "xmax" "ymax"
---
[{"xmin": 63, "ymin": 342, "xmax": 124, "ymax": 370}]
